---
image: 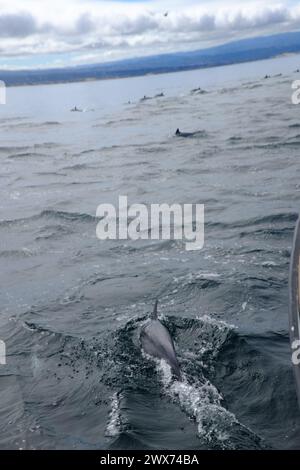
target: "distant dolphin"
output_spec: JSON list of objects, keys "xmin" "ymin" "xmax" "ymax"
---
[
  {"xmin": 140, "ymin": 95, "xmax": 152, "ymax": 102},
  {"xmin": 190, "ymin": 87, "xmax": 207, "ymax": 95},
  {"xmin": 140, "ymin": 301, "xmax": 181, "ymax": 379},
  {"xmin": 175, "ymin": 128, "xmax": 203, "ymax": 138},
  {"xmin": 70, "ymin": 106, "xmax": 83, "ymax": 112}
]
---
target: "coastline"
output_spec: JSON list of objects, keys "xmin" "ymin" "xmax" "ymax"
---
[{"xmin": 2, "ymin": 51, "xmax": 300, "ymax": 90}]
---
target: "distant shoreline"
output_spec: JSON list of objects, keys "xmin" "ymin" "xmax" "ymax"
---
[{"xmin": 2, "ymin": 52, "xmax": 299, "ymax": 90}]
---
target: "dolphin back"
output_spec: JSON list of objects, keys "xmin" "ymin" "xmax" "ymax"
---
[
  {"xmin": 151, "ymin": 300, "xmax": 158, "ymax": 320},
  {"xmin": 140, "ymin": 320, "xmax": 181, "ymax": 379},
  {"xmin": 140, "ymin": 301, "xmax": 181, "ymax": 379}
]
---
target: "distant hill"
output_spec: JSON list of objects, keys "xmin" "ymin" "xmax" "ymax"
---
[{"xmin": 2, "ymin": 30, "xmax": 300, "ymax": 87}]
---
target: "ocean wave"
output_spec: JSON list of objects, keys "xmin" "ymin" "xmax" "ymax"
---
[
  {"xmin": 219, "ymin": 86, "xmax": 239, "ymax": 94},
  {"xmin": 174, "ymin": 272, "xmax": 221, "ymax": 291},
  {"xmin": 0, "ymin": 248, "xmax": 36, "ymax": 258},
  {"xmin": 62, "ymin": 163, "xmax": 90, "ymax": 171},
  {"xmin": 0, "ymin": 146, "xmax": 29, "ymax": 154},
  {"xmin": 206, "ymin": 212, "xmax": 298, "ymax": 231},
  {"xmin": 103, "ymin": 117, "xmax": 138, "ymax": 127},
  {"xmin": 35, "ymin": 224, "xmax": 74, "ymax": 241},
  {"xmin": 0, "ymin": 209, "xmax": 96, "ymax": 228},
  {"xmin": 227, "ymin": 136, "xmax": 243, "ymax": 142},
  {"xmin": 4, "ymin": 121, "xmax": 61, "ymax": 130},
  {"xmin": 41, "ymin": 209, "xmax": 96, "ymax": 223},
  {"xmin": 0, "ymin": 142, "xmax": 58, "ymax": 155},
  {"xmin": 244, "ymin": 83, "xmax": 263, "ymax": 90},
  {"xmin": 239, "ymin": 275, "xmax": 286, "ymax": 290},
  {"xmin": 8, "ymin": 152, "xmax": 48, "ymax": 160},
  {"xmin": 239, "ymin": 226, "xmax": 294, "ymax": 238},
  {"xmin": 138, "ymin": 145, "xmax": 169, "ymax": 154},
  {"xmin": 36, "ymin": 171, "xmax": 67, "ymax": 177}
]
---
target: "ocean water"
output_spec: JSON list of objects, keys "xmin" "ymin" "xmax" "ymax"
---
[{"xmin": 1, "ymin": 53, "xmax": 300, "ymax": 450}]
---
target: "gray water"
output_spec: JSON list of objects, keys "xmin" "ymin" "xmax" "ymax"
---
[{"xmin": 1, "ymin": 53, "xmax": 300, "ymax": 450}]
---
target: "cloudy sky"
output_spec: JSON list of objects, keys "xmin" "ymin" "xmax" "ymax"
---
[{"xmin": 0, "ymin": 0, "xmax": 300, "ymax": 69}]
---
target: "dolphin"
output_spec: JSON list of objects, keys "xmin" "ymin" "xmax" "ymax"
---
[
  {"xmin": 70, "ymin": 106, "xmax": 83, "ymax": 112},
  {"xmin": 140, "ymin": 95, "xmax": 152, "ymax": 102},
  {"xmin": 140, "ymin": 301, "xmax": 181, "ymax": 379},
  {"xmin": 175, "ymin": 128, "xmax": 203, "ymax": 138},
  {"xmin": 190, "ymin": 87, "xmax": 207, "ymax": 95}
]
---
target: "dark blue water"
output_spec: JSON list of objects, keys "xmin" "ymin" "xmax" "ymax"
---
[{"xmin": 1, "ymin": 54, "xmax": 300, "ymax": 449}]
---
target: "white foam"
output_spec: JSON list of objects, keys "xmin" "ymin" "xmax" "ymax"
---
[
  {"xmin": 262, "ymin": 261, "xmax": 277, "ymax": 267},
  {"xmin": 156, "ymin": 359, "xmax": 237, "ymax": 448},
  {"xmin": 196, "ymin": 314, "xmax": 236, "ymax": 331},
  {"xmin": 105, "ymin": 392, "xmax": 122, "ymax": 438},
  {"xmin": 173, "ymin": 272, "xmax": 221, "ymax": 285}
]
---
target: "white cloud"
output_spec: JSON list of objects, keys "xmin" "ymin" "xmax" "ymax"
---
[{"xmin": 0, "ymin": 0, "xmax": 300, "ymax": 67}]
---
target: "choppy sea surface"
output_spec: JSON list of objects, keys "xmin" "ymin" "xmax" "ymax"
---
[{"xmin": 1, "ymin": 54, "xmax": 300, "ymax": 450}]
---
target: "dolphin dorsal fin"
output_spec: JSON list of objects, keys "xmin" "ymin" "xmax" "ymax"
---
[{"xmin": 151, "ymin": 300, "xmax": 158, "ymax": 319}]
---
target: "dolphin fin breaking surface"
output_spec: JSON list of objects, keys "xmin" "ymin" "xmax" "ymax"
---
[{"xmin": 140, "ymin": 301, "xmax": 181, "ymax": 380}]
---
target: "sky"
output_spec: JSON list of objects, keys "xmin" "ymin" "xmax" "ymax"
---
[{"xmin": 0, "ymin": 0, "xmax": 300, "ymax": 69}]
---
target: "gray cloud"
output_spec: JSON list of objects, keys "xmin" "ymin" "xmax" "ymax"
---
[
  {"xmin": 0, "ymin": 2, "xmax": 299, "ymax": 63},
  {"xmin": 74, "ymin": 13, "xmax": 96, "ymax": 35},
  {"xmin": 0, "ymin": 12, "xmax": 38, "ymax": 38}
]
